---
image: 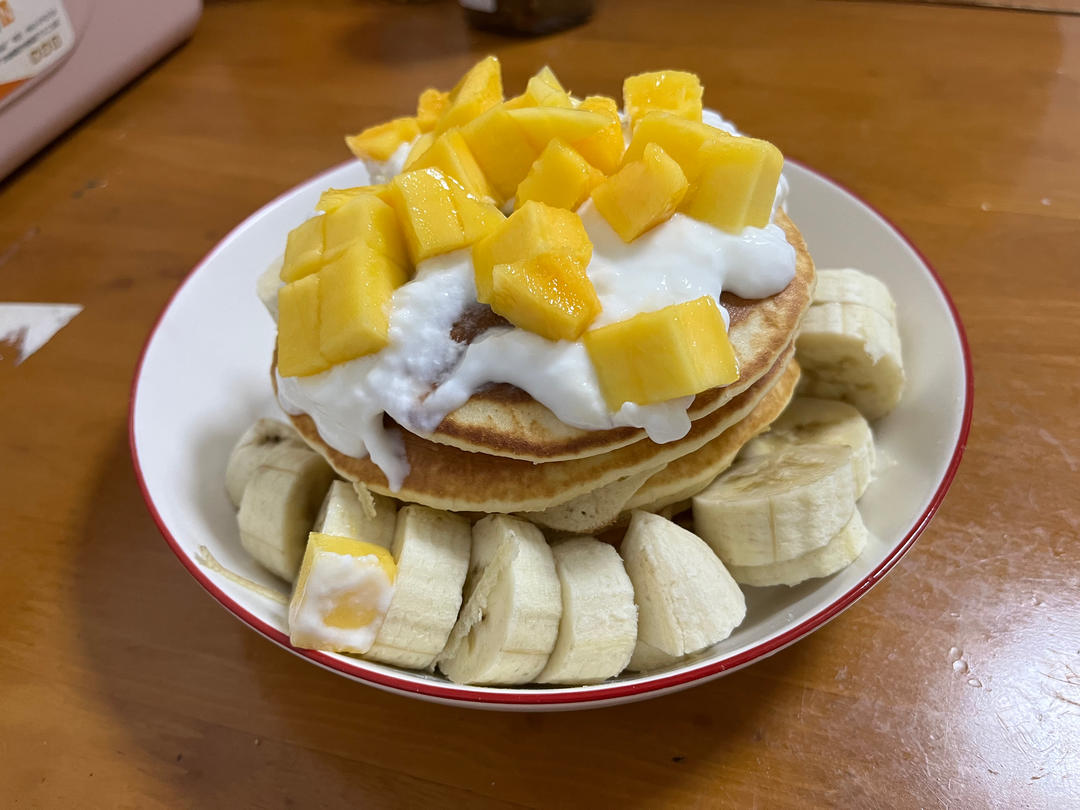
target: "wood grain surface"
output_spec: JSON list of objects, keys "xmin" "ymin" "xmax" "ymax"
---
[{"xmin": 2, "ymin": 1, "xmax": 1078, "ymax": 807}]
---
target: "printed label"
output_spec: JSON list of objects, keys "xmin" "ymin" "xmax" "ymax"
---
[{"xmin": 0, "ymin": 0, "xmax": 76, "ymax": 103}]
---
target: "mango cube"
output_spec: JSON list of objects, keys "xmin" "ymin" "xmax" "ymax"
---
[
  {"xmin": 489, "ymin": 255, "xmax": 601, "ymax": 341},
  {"xmin": 345, "ymin": 116, "xmax": 421, "ymax": 161},
  {"xmin": 409, "ymin": 128, "xmax": 494, "ymax": 200},
  {"xmin": 323, "ymin": 193, "xmax": 409, "ymax": 270},
  {"xmin": 590, "ymin": 143, "xmax": 688, "ymax": 242},
  {"xmin": 435, "ymin": 55, "xmax": 503, "ymax": 134},
  {"xmin": 387, "ymin": 168, "xmax": 503, "ymax": 264},
  {"xmin": 507, "ymin": 107, "xmax": 610, "ymax": 152},
  {"xmin": 623, "ymin": 70, "xmax": 703, "ymax": 127},
  {"xmin": 472, "ymin": 201, "xmax": 593, "ymax": 303},
  {"xmin": 316, "ymin": 185, "xmax": 393, "ymax": 213},
  {"xmin": 515, "ymin": 139, "xmax": 604, "ymax": 211},
  {"xmin": 574, "ymin": 95, "xmax": 625, "ymax": 175},
  {"xmin": 280, "ymin": 216, "xmax": 325, "ymax": 283},
  {"xmin": 404, "ymin": 132, "xmax": 435, "ymax": 168},
  {"xmin": 505, "ymin": 66, "xmax": 572, "ymax": 109},
  {"xmin": 584, "ymin": 296, "xmax": 738, "ymax": 410},
  {"xmin": 445, "ymin": 178, "xmax": 505, "ymax": 242},
  {"xmin": 680, "ymin": 134, "xmax": 783, "ymax": 232},
  {"xmin": 461, "ymin": 107, "xmax": 540, "ymax": 202},
  {"xmin": 416, "ymin": 88, "xmax": 450, "ymax": 132},
  {"xmin": 277, "ymin": 274, "xmax": 331, "ymax": 377},
  {"xmin": 622, "ymin": 112, "xmax": 720, "ymax": 178},
  {"xmin": 317, "ymin": 243, "xmax": 402, "ymax": 363},
  {"xmin": 289, "ymin": 533, "xmax": 397, "ymax": 654}
]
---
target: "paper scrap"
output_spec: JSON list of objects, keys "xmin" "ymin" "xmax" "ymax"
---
[{"xmin": 0, "ymin": 303, "xmax": 83, "ymax": 364}]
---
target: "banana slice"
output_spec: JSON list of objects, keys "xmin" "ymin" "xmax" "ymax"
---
[
  {"xmin": 726, "ymin": 508, "xmax": 869, "ymax": 587},
  {"xmin": 521, "ymin": 466, "xmax": 664, "ymax": 535},
  {"xmin": 741, "ymin": 397, "xmax": 875, "ymax": 496},
  {"xmin": 256, "ymin": 258, "xmax": 283, "ymax": 321},
  {"xmin": 225, "ymin": 418, "xmax": 306, "ymax": 507},
  {"xmin": 364, "ymin": 504, "xmax": 471, "ymax": 670},
  {"xmin": 796, "ymin": 302, "xmax": 904, "ymax": 421},
  {"xmin": 622, "ymin": 511, "xmax": 746, "ymax": 672},
  {"xmin": 437, "ymin": 515, "xmax": 562, "ymax": 685},
  {"xmin": 535, "ymin": 537, "xmax": 638, "ymax": 685},
  {"xmin": 813, "ymin": 268, "xmax": 896, "ymax": 325},
  {"xmin": 237, "ymin": 446, "xmax": 335, "ymax": 581},
  {"xmin": 692, "ymin": 444, "xmax": 856, "ymax": 567},
  {"xmin": 314, "ymin": 480, "xmax": 397, "ymax": 549}
]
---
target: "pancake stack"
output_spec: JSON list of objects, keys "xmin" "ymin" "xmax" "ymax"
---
[{"xmin": 284, "ymin": 211, "xmax": 815, "ymax": 532}]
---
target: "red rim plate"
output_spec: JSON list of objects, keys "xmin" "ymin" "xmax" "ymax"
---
[{"xmin": 129, "ymin": 159, "xmax": 974, "ymax": 707}]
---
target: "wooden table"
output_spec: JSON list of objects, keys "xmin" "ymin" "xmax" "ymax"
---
[{"xmin": 2, "ymin": 0, "xmax": 1078, "ymax": 806}]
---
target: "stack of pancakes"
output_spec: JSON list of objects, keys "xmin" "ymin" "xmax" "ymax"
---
[{"xmin": 285, "ymin": 211, "xmax": 815, "ymax": 534}]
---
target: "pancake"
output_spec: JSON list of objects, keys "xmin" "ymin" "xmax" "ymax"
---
[
  {"xmin": 290, "ymin": 345, "xmax": 799, "ymax": 514},
  {"xmin": 422, "ymin": 210, "xmax": 815, "ymax": 462}
]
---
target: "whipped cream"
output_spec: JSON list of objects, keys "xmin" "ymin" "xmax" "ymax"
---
[{"xmin": 275, "ymin": 109, "xmax": 797, "ymax": 490}]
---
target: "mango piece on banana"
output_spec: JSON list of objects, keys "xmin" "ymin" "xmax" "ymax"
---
[{"xmin": 288, "ymin": 533, "xmax": 397, "ymax": 654}]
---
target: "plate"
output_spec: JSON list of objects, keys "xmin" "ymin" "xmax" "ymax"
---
[{"xmin": 130, "ymin": 160, "xmax": 972, "ymax": 710}]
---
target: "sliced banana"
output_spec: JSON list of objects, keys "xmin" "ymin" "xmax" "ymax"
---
[
  {"xmin": 437, "ymin": 515, "xmax": 562, "ymax": 685},
  {"xmin": 225, "ymin": 417, "xmax": 306, "ymax": 507},
  {"xmin": 726, "ymin": 507, "xmax": 869, "ymax": 587},
  {"xmin": 364, "ymin": 504, "xmax": 472, "ymax": 670},
  {"xmin": 237, "ymin": 446, "xmax": 335, "ymax": 581},
  {"xmin": 796, "ymin": 302, "xmax": 904, "ymax": 421},
  {"xmin": 521, "ymin": 466, "xmax": 664, "ymax": 535},
  {"xmin": 535, "ymin": 537, "xmax": 638, "ymax": 685},
  {"xmin": 622, "ymin": 511, "xmax": 746, "ymax": 672},
  {"xmin": 741, "ymin": 397, "xmax": 875, "ymax": 497},
  {"xmin": 256, "ymin": 257, "xmax": 284, "ymax": 321},
  {"xmin": 813, "ymin": 268, "xmax": 896, "ymax": 325},
  {"xmin": 692, "ymin": 444, "xmax": 856, "ymax": 567},
  {"xmin": 314, "ymin": 480, "xmax": 397, "ymax": 549}
]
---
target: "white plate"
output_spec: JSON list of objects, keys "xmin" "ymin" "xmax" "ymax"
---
[{"xmin": 130, "ymin": 160, "xmax": 972, "ymax": 711}]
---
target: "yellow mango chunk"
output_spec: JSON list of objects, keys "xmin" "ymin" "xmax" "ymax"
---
[
  {"xmin": 584, "ymin": 296, "xmax": 738, "ymax": 410},
  {"xmin": 404, "ymin": 132, "xmax": 436, "ymax": 169},
  {"xmin": 316, "ymin": 185, "xmax": 393, "ymax": 213},
  {"xmin": 505, "ymin": 66, "xmax": 573, "ymax": 109},
  {"xmin": 345, "ymin": 117, "xmax": 421, "ymax": 161},
  {"xmin": 280, "ymin": 216, "xmax": 325, "ymax": 283},
  {"xmin": 622, "ymin": 112, "xmax": 720, "ymax": 178},
  {"xmin": 409, "ymin": 128, "xmax": 495, "ymax": 200},
  {"xmin": 680, "ymin": 134, "xmax": 783, "ymax": 232},
  {"xmin": 416, "ymin": 88, "xmax": 450, "ymax": 132},
  {"xmin": 490, "ymin": 255, "xmax": 601, "ymax": 341},
  {"xmin": 318, "ymin": 243, "xmax": 401, "ymax": 363},
  {"xmin": 323, "ymin": 194, "xmax": 409, "ymax": 270},
  {"xmin": 435, "ymin": 55, "xmax": 503, "ymax": 134},
  {"xmin": 507, "ymin": 107, "xmax": 610, "ymax": 152},
  {"xmin": 277, "ymin": 274, "xmax": 330, "ymax": 377},
  {"xmin": 590, "ymin": 143, "xmax": 688, "ymax": 242},
  {"xmin": 387, "ymin": 169, "xmax": 464, "ymax": 264},
  {"xmin": 461, "ymin": 107, "xmax": 540, "ymax": 202},
  {"xmin": 515, "ymin": 139, "xmax": 603, "ymax": 211},
  {"xmin": 574, "ymin": 95, "xmax": 625, "ymax": 175},
  {"xmin": 289, "ymin": 533, "xmax": 397, "ymax": 654},
  {"xmin": 472, "ymin": 200, "xmax": 593, "ymax": 304},
  {"xmin": 445, "ymin": 177, "xmax": 505, "ymax": 242},
  {"xmin": 623, "ymin": 70, "xmax": 703, "ymax": 127}
]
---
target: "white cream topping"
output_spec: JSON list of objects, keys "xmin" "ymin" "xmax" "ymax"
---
[
  {"xmin": 288, "ymin": 551, "xmax": 394, "ymax": 653},
  {"xmin": 274, "ymin": 108, "xmax": 797, "ymax": 491}
]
